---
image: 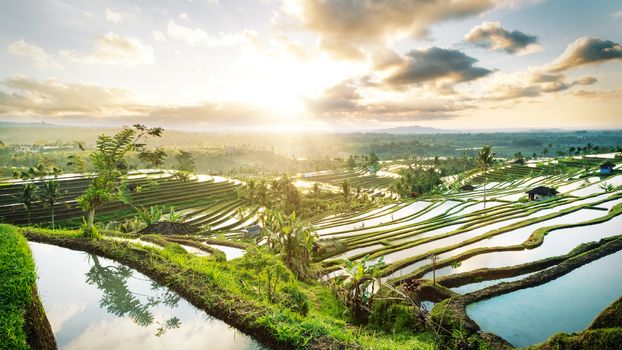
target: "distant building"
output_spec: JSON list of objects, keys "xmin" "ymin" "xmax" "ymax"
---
[
  {"xmin": 512, "ymin": 159, "xmax": 526, "ymax": 165},
  {"xmin": 241, "ymin": 224, "xmax": 263, "ymax": 239},
  {"xmin": 460, "ymin": 184, "xmax": 475, "ymax": 192},
  {"xmin": 526, "ymin": 186, "xmax": 558, "ymax": 201},
  {"xmin": 600, "ymin": 162, "xmax": 615, "ymax": 175}
]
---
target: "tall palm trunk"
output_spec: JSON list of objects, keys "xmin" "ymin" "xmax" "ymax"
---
[{"xmin": 51, "ymin": 204, "xmax": 55, "ymax": 229}]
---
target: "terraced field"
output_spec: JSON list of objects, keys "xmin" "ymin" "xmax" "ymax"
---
[
  {"xmin": 313, "ymin": 156, "xmax": 622, "ymax": 345},
  {"xmin": 0, "ymin": 170, "xmax": 253, "ymax": 232},
  {"xmin": 298, "ymin": 169, "xmax": 395, "ymax": 193}
]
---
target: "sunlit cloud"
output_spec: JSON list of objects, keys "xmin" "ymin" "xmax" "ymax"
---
[
  {"xmin": 0, "ymin": 75, "xmax": 146, "ymax": 117},
  {"xmin": 7, "ymin": 40, "xmax": 64, "ymax": 70},
  {"xmin": 546, "ymin": 37, "xmax": 622, "ymax": 73},
  {"xmin": 59, "ymin": 32, "xmax": 154, "ymax": 66},
  {"xmin": 166, "ymin": 20, "xmax": 257, "ymax": 48},
  {"xmin": 104, "ymin": 9, "xmax": 134, "ymax": 23},
  {"xmin": 306, "ymin": 80, "xmax": 469, "ymax": 121},
  {"xmin": 280, "ymin": 0, "xmax": 498, "ymax": 59},
  {"xmin": 465, "ymin": 21, "xmax": 540, "ymax": 54}
]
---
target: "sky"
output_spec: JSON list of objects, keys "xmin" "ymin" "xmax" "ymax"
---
[{"xmin": 0, "ymin": 0, "xmax": 621, "ymax": 132}]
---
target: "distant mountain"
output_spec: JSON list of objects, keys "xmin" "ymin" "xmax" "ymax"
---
[
  {"xmin": 0, "ymin": 120, "xmax": 66, "ymax": 128},
  {"xmin": 374, "ymin": 125, "xmax": 449, "ymax": 134}
]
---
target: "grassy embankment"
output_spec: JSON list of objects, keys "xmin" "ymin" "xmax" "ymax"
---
[
  {"xmin": 529, "ymin": 296, "xmax": 622, "ymax": 349},
  {"xmin": 20, "ymin": 225, "xmax": 438, "ymax": 350},
  {"xmin": 0, "ymin": 224, "xmax": 55, "ymax": 350}
]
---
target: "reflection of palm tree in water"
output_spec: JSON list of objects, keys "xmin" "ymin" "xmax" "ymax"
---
[{"xmin": 85, "ymin": 254, "xmax": 182, "ymax": 335}]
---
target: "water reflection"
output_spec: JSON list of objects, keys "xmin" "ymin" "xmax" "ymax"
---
[
  {"xmin": 85, "ymin": 254, "xmax": 181, "ymax": 335},
  {"xmin": 30, "ymin": 242, "xmax": 266, "ymax": 350}
]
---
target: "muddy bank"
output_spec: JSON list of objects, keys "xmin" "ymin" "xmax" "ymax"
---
[{"xmin": 24, "ymin": 285, "xmax": 57, "ymax": 350}]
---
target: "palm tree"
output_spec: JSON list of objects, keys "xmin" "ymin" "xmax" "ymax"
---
[
  {"xmin": 341, "ymin": 180, "xmax": 350, "ymax": 205},
  {"xmin": 38, "ymin": 179, "xmax": 62, "ymax": 229},
  {"xmin": 477, "ymin": 145, "xmax": 495, "ymax": 209},
  {"xmin": 245, "ymin": 179, "xmax": 257, "ymax": 204},
  {"xmin": 14, "ymin": 183, "xmax": 38, "ymax": 224}
]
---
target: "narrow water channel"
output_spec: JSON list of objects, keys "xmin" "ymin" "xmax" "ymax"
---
[{"xmin": 30, "ymin": 242, "xmax": 266, "ymax": 350}]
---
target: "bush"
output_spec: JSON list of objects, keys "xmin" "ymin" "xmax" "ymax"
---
[
  {"xmin": 368, "ymin": 300, "xmax": 420, "ymax": 334},
  {"xmin": 278, "ymin": 283, "xmax": 310, "ymax": 316}
]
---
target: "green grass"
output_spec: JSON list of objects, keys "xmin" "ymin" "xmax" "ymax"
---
[
  {"xmin": 21, "ymin": 225, "xmax": 443, "ymax": 349},
  {"xmin": 0, "ymin": 224, "xmax": 36, "ymax": 350}
]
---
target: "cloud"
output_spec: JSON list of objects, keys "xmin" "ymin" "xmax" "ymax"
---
[
  {"xmin": 0, "ymin": 76, "xmax": 279, "ymax": 127},
  {"xmin": 7, "ymin": 40, "xmax": 64, "ymax": 70},
  {"xmin": 0, "ymin": 75, "xmax": 145, "ymax": 116},
  {"xmin": 546, "ymin": 37, "xmax": 622, "ymax": 72},
  {"xmin": 613, "ymin": 10, "xmax": 622, "ymax": 18},
  {"xmin": 282, "ymin": 0, "xmax": 497, "ymax": 59},
  {"xmin": 105, "ymin": 9, "xmax": 134, "ymax": 23},
  {"xmin": 269, "ymin": 37, "xmax": 309, "ymax": 61},
  {"xmin": 481, "ymin": 70, "xmax": 598, "ymax": 101},
  {"xmin": 60, "ymin": 32, "xmax": 154, "ymax": 66},
  {"xmin": 166, "ymin": 20, "xmax": 257, "ymax": 47},
  {"xmin": 465, "ymin": 21, "xmax": 539, "ymax": 54},
  {"xmin": 381, "ymin": 47, "xmax": 492, "ymax": 88},
  {"xmin": 306, "ymin": 80, "xmax": 465, "ymax": 121},
  {"xmin": 153, "ymin": 31, "xmax": 166, "ymax": 42}
]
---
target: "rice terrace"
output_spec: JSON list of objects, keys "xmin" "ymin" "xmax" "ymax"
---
[{"xmin": 1, "ymin": 1, "xmax": 622, "ymax": 349}]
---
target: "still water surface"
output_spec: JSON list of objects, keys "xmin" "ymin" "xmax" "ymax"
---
[
  {"xmin": 30, "ymin": 242, "xmax": 266, "ymax": 350},
  {"xmin": 466, "ymin": 249, "xmax": 622, "ymax": 347}
]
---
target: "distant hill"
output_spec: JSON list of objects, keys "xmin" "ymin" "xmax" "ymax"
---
[
  {"xmin": 0, "ymin": 121, "xmax": 66, "ymax": 128},
  {"xmin": 374, "ymin": 125, "xmax": 449, "ymax": 134}
]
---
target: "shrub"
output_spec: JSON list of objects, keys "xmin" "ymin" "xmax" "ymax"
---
[
  {"xmin": 278, "ymin": 283, "xmax": 310, "ymax": 316},
  {"xmin": 368, "ymin": 300, "xmax": 420, "ymax": 334}
]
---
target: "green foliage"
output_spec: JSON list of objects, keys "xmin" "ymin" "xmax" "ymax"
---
[
  {"xmin": 37, "ymin": 179, "xmax": 63, "ymax": 229},
  {"xmin": 240, "ymin": 174, "xmax": 301, "ymax": 214},
  {"xmin": 368, "ymin": 300, "xmax": 419, "ymax": 334},
  {"xmin": 138, "ymin": 148, "xmax": 167, "ymax": 168},
  {"xmin": 77, "ymin": 124, "xmax": 164, "ymax": 237},
  {"xmin": 536, "ymin": 329, "xmax": 622, "ymax": 350},
  {"xmin": 346, "ymin": 155, "xmax": 356, "ymax": 169},
  {"xmin": 478, "ymin": 145, "xmax": 496, "ymax": 208},
  {"xmin": 238, "ymin": 247, "xmax": 293, "ymax": 303},
  {"xmin": 389, "ymin": 167, "xmax": 442, "ymax": 198},
  {"xmin": 135, "ymin": 205, "xmax": 163, "ymax": 226},
  {"xmin": 80, "ymin": 216, "xmax": 100, "ymax": 239},
  {"xmin": 279, "ymin": 283, "xmax": 310, "ymax": 316},
  {"xmin": 12, "ymin": 183, "xmax": 38, "ymax": 224},
  {"xmin": 600, "ymin": 182, "xmax": 615, "ymax": 193},
  {"xmin": 336, "ymin": 255, "xmax": 385, "ymax": 323},
  {"xmin": 0, "ymin": 224, "xmax": 36, "ymax": 350},
  {"xmin": 174, "ymin": 150, "xmax": 196, "ymax": 173},
  {"xmin": 260, "ymin": 210, "xmax": 317, "ymax": 279},
  {"xmin": 166, "ymin": 207, "xmax": 183, "ymax": 223},
  {"xmin": 163, "ymin": 243, "xmax": 189, "ymax": 255},
  {"xmin": 341, "ymin": 180, "xmax": 350, "ymax": 204}
]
